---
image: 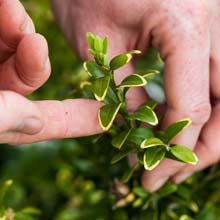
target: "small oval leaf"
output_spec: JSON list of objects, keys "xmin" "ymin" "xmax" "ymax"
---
[
  {"xmin": 144, "ymin": 147, "xmax": 166, "ymax": 170},
  {"xmin": 92, "ymin": 75, "xmax": 110, "ymax": 101},
  {"xmin": 111, "ymin": 129, "xmax": 132, "ymax": 149},
  {"xmin": 83, "ymin": 60, "xmax": 108, "ymax": 78},
  {"xmin": 169, "ymin": 145, "xmax": 198, "ymax": 165},
  {"xmin": 119, "ymin": 74, "xmax": 147, "ymax": 88},
  {"xmin": 128, "ymin": 106, "xmax": 158, "ymax": 126},
  {"xmin": 102, "ymin": 36, "xmax": 108, "ymax": 54},
  {"xmin": 98, "ymin": 103, "xmax": 122, "ymax": 131},
  {"xmin": 141, "ymin": 137, "xmax": 166, "ymax": 149},
  {"xmin": 127, "ymin": 128, "xmax": 153, "ymax": 145},
  {"xmin": 110, "ymin": 54, "xmax": 132, "ymax": 70},
  {"xmin": 164, "ymin": 118, "xmax": 192, "ymax": 143}
]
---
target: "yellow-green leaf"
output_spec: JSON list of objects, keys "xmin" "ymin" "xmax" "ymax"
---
[
  {"xmin": 111, "ymin": 129, "xmax": 132, "ymax": 149},
  {"xmin": 110, "ymin": 54, "xmax": 132, "ymax": 70},
  {"xmin": 128, "ymin": 106, "xmax": 158, "ymax": 126},
  {"xmin": 170, "ymin": 145, "xmax": 198, "ymax": 165},
  {"xmin": 144, "ymin": 147, "xmax": 166, "ymax": 170},
  {"xmin": 92, "ymin": 75, "xmax": 110, "ymax": 101},
  {"xmin": 138, "ymin": 69, "xmax": 160, "ymax": 78},
  {"xmin": 164, "ymin": 119, "xmax": 192, "ymax": 143},
  {"xmin": 141, "ymin": 137, "xmax": 166, "ymax": 149},
  {"xmin": 119, "ymin": 74, "xmax": 147, "ymax": 88},
  {"xmin": 98, "ymin": 103, "xmax": 122, "ymax": 131}
]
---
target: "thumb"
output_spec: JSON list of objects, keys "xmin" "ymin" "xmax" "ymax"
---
[{"xmin": 0, "ymin": 91, "xmax": 42, "ymax": 136}]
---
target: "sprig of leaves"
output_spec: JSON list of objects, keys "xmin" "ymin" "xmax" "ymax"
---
[{"xmin": 83, "ymin": 32, "xmax": 198, "ymax": 182}]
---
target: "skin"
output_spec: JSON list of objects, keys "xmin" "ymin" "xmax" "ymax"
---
[
  {"xmin": 1, "ymin": 0, "xmax": 220, "ymax": 192},
  {"xmin": 51, "ymin": 0, "xmax": 220, "ymax": 191}
]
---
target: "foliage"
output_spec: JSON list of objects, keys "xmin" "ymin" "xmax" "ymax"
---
[
  {"xmin": 0, "ymin": 1, "xmax": 220, "ymax": 220},
  {"xmin": 83, "ymin": 32, "xmax": 197, "ymax": 178}
]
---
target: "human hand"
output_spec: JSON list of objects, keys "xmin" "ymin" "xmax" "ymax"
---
[
  {"xmin": 52, "ymin": 0, "xmax": 220, "ymax": 191},
  {"xmin": 0, "ymin": 0, "xmax": 103, "ymax": 144}
]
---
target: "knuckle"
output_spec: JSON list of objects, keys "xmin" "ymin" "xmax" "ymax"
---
[{"xmin": 188, "ymin": 101, "xmax": 211, "ymax": 125}]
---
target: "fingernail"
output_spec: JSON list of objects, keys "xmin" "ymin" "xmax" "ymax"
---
[
  {"xmin": 173, "ymin": 172, "xmax": 192, "ymax": 184},
  {"xmin": 20, "ymin": 117, "xmax": 43, "ymax": 135},
  {"xmin": 20, "ymin": 16, "xmax": 34, "ymax": 33}
]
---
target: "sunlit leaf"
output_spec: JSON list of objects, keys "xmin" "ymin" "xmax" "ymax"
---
[
  {"xmin": 138, "ymin": 69, "xmax": 160, "ymax": 78},
  {"xmin": 119, "ymin": 74, "xmax": 147, "ymax": 88},
  {"xmin": 110, "ymin": 54, "xmax": 132, "ymax": 70},
  {"xmin": 111, "ymin": 129, "xmax": 132, "ymax": 149},
  {"xmin": 98, "ymin": 103, "xmax": 122, "ymax": 131},
  {"xmin": 102, "ymin": 36, "xmax": 108, "ymax": 54},
  {"xmin": 144, "ymin": 146, "xmax": 166, "ymax": 170},
  {"xmin": 164, "ymin": 118, "xmax": 191, "ymax": 143},
  {"xmin": 92, "ymin": 75, "xmax": 110, "ymax": 101},
  {"xmin": 141, "ymin": 137, "xmax": 166, "ymax": 149},
  {"xmin": 86, "ymin": 32, "xmax": 95, "ymax": 49},
  {"xmin": 94, "ymin": 36, "xmax": 103, "ymax": 52},
  {"xmin": 169, "ymin": 145, "xmax": 198, "ymax": 165},
  {"xmin": 128, "ymin": 106, "xmax": 158, "ymax": 126}
]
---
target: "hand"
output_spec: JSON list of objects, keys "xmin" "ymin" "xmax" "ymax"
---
[
  {"xmin": 0, "ymin": 0, "xmax": 102, "ymax": 144},
  {"xmin": 52, "ymin": 0, "xmax": 220, "ymax": 191}
]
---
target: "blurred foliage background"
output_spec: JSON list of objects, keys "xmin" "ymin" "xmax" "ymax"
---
[{"xmin": 1, "ymin": 0, "xmax": 220, "ymax": 220}]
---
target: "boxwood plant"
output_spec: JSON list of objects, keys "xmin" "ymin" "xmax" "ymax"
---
[{"xmin": 83, "ymin": 32, "xmax": 198, "ymax": 183}]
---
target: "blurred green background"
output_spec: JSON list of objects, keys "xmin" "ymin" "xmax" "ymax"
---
[{"xmin": 1, "ymin": 1, "xmax": 220, "ymax": 220}]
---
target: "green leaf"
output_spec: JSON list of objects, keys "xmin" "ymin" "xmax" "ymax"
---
[
  {"xmin": 138, "ymin": 69, "xmax": 160, "ymax": 78},
  {"xmin": 133, "ymin": 187, "xmax": 149, "ymax": 198},
  {"xmin": 86, "ymin": 32, "xmax": 95, "ymax": 49},
  {"xmin": 0, "ymin": 179, "xmax": 13, "ymax": 205},
  {"xmin": 121, "ymin": 163, "xmax": 139, "ymax": 183},
  {"xmin": 164, "ymin": 118, "xmax": 191, "ymax": 143},
  {"xmin": 102, "ymin": 36, "xmax": 108, "ymax": 54},
  {"xmin": 92, "ymin": 75, "xmax": 110, "ymax": 101},
  {"xmin": 119, "ymin": 74, "xmax": 147, "ymax": 88},
  {"xmin": 169, "ymin": 145, "xmax": 198, "ymax": 165},
  {"xmin": 110, "ymin": 54, "xmax": 132, "ymax": 70},
  {"xmin": 126, "ymin": 50, "xmax": 142, "ymax": 55},
  {"xmin": 157, "ymin": 183, "xmax": 178, "ymax": 198},
  {"xmin": 141, "ymin": 137, "xmax": 166, "ymax": 149},
  {"xmin": 104, "ymin": 86, "xmax": 119, "ymax": 104},
  {"xmin": 94, "ymin": 36, "xmax": 103, "ymax": 52},
  {"xmin": 144, "ymin": 147, "xmax": 166, "ymax": 170},
  {"xmin": 98, "ymin": 103, "xmax": 122, "ymax": 131},
  {"xmin": 111, "ymin": 147, "xmax": 133, "ymax": 164},
  {"xmin": 179, "ymin": 215, "xmax": 195, "ymax": 220},
  {"xmin": 83, "ymin": 60, "xmax": 108, "ymax": 78},
  {"xmin": 127, "ymin": 128, "xmax": 153, "ymax": 145},
  {"xmin": 128, "ymin": 106, "xmax": 158, "ymax": 126},
  {"xmin": 111, "ymin": 129, "xmax": 132, "ymax": 149}
]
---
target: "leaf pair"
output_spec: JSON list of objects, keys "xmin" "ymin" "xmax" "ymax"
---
[{"xmin": 141, "ymin": 119, "xmax": 198, "ymax": 170}]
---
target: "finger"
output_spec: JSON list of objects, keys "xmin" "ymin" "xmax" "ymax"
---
[
  {"xmin": 0, "ymin": 90, "xmax": 42, "ymax": 136},
  {"xmin": 142, "ymin": 21, "xmax": 211, "ymax": 192},
  {"xmin": 2, "ymin": 99, "xmax": 103, "ymax": 144},
  {"xmin": 0, "ymin": 33, "xmax": 51, "ymax": 95},
  {"xmin": 172, "ymin": 102, "xmax": 220, "ymax": 183},
  {"xmin": 0, "ymin": 0, "xmax": 34, "ymax": 48}
]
